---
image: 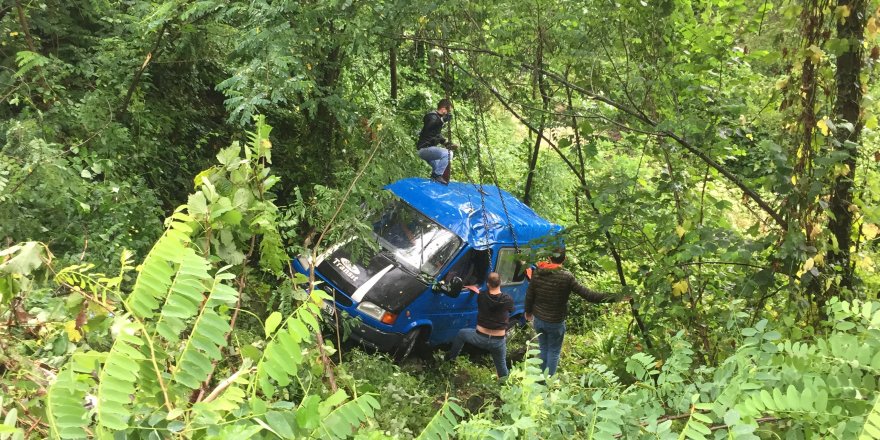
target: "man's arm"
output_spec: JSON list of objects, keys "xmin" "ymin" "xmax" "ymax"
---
[
  {"xmin": 524, "ymin": 282, "xmax": 535, "ymax": 320},
  {"xmin": 571, "ymin": 275, "xmax": 622, "ymax": 303}
]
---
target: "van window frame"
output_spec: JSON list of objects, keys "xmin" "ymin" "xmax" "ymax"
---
[{"xmin": 495, "ymin": 247, "xmax": 526, "ymax": 286}]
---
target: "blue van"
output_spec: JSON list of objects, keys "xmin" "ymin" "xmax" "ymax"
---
[{"xmin": 292, "ymin": 178, "xmax": 561, "ymax": 361}]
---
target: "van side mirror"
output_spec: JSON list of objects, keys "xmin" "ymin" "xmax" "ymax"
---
[
  {"xmin": 448, "ymin": 276, "xmax": 464, "ymax": 294},
  {"xmin": 434, "ymin": 276, "xmax": 464, "ymax": 297}
]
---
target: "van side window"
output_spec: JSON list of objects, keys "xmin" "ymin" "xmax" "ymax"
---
[
  {"xmin": 496, "ymin": 248, "xmax": 526, "ymax": 284},
  {"xmin": 446, "ymin": 249, "xmax": 491, "ymax": 286}
]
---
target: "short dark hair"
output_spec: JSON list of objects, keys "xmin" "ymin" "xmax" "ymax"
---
[
  {"xmin": 437, "ymin": 98, "xmax": 452, "ymax": 111},
  {"xmin": 487, "ymin": 272, "xmax": 501, "ymax": 288},
  {"xmin": 549, "ymin": 249, "xmax": 566, "ymax": 264}
]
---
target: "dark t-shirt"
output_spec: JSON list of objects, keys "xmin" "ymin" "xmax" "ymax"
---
[{"xmin": 477, "ymin": 290, "xmax": 514, "ymax": 330}]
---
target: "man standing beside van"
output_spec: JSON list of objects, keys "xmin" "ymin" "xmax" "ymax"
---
[
  {"xmin": 445, "ymin": 272, "xmax": 513, "ymax": 378},
  {"xmin": 525, "ymin": 249, "xmax": 626, "ymax": 376},
  {"xmin": 416, "ymin": 98, "xmax": 456, "ymax": 185}
]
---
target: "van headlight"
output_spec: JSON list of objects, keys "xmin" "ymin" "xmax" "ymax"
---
[
  {"xmin": 356, "ymin": 301, "xmax": 398, "ymax": 325},
  {"xmin": 297, "ymin": 255, "xmax": 313, "ymax": 270}
]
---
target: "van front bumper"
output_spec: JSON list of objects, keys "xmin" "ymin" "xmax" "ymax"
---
[{"xmin": 347, "ymin": 321, "xmax": 405, "ymax": 353}]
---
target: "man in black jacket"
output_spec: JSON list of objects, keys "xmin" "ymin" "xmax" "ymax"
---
[
  {"xmin": 445, "ymin": 272, "xmax": 513, "ymax": 378},
  {"xmin": 525, "ymin": 249, "xmax": 627, "ymax": 375},
  {"xmin": 416, "ymin": 99, "xmax": 455, "ymax": 184}
]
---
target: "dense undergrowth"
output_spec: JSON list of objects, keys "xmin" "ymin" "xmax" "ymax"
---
[
  {"xmin": 1, "ymin": 119, "xmax": 879, "ymax": 439},
  {"xmin": 3, "ymin": 0, "xmax": 880, "ymax": 438}
]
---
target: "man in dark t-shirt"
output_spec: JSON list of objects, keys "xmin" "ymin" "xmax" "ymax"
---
[{"xmin": 445, "ymin": 272, "xmax": 513, "ymax": 378}]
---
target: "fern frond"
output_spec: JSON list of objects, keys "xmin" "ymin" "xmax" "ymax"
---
[
  {"xmin": 315, "ymin": 393, "xmax": 380, "ymax": 439},
  {"xmin": 171, "ymin": 277, "xmax": 238, "ymax": 389},
  {"xmin": 14, "ymin": 51, "xmax": 50, "ymax": 78},
  {"xmin": 54, "ymin": 263, "xmax": 122, "ymax": 307},
  {"xmin": 128, "ymin": 219, "xmax": 192, "ymax": 320},
  {"xmin": 859, "ymin": 393, "xmax": 880, "ymax": 440},
  {"xmin": 677, "ymin": 409, "xmax": 712, "ymax": 440},
  {"xmin": 253, "ymin": 304, "xmax": 319, "ymax": 398},
  {"xmin": 416, "ymin": 397, "xmax": 463, "ymax": 440},
  {"xmin": 96, "ymin": 319, "xmax": 145, "ymax": 433},
  {"xmin": 153, "ymin": 246, "xmax": 212, "ymax": 343},
  {"xmin": 46, "ymin": 365, "xmax": 89, "ymax": 439}
]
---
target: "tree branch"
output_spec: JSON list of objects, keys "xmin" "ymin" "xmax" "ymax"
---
[
  {"xmin": 397, "ymin": 34, "xmax": 788, "ymax": 230},
  {"xmin": 456, "ymin": 61, "xmax": 652, "ymax": 349},
  {"xmin": 117, "ymin": 22, "xmax": 169, "ymax": 117}
]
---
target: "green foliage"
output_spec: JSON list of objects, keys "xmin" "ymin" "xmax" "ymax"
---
[
  {"xmin": 415, "ymin": 398, "xmax": 464, "ymax": 440},
  {"xmin": 45, "ymin": 365, "xmax": 89, "ymax": 439},
  {"xmin": 0, "ymin": 397, "xmax": 23, "ymax": 440},
  {"xmin": 2, "ymin": 0, "xmax": 880, "ymax": 438},
  {"xmin": 253, "ymin": 302, "xmax": 321, "ymax": 398},
  {"xmin": 5, "ymin": 119, "xmax": 393, "ymax": 438},
  {"xmin": 860, "ymin": 394, "xmax": 880, "ymax": 440},
  {"xmin": 95, "ymin": 319, "xmax": 145, "ymax": 432}
]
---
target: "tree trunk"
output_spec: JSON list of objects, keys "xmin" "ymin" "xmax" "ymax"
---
[
  {"xmin": 827, "ymin": 0, "xmax": 867, "ymax": 295},
  {"xmin": 310, "ymin": 38, "xmax": 344, "ymax": 180},
  {"xmin": 522, "ymin": 31, "xmax": 547, "ymax": 206}
]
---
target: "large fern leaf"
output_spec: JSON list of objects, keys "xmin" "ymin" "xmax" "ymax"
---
[
  {"xmin": 254, "ymin": 304, "xmax": 319, "ymax": 398},
  {"xmin": 314, "ymin": 393, "xmax": 381, "ymax": 439},
  {"xmin": 153, "ymin": 246, "xmax": 212, "ymax": 342},
  {"xmin": 127, "ymin": 219, "xmax": 192, "ymax": 320},
  {"xmin": 14, "ymin": 51, "xmax": 50, "ymax": 78},
  {"xmin": 46, "ymin": 365, "xmax": 89, "ymax": 439},
  {"xmin": 96, "ymin": 319, "xmax": 145, "ymax": 433},
  {"xmin": 860, "ymin": 394, "xmax": 880, "ymax": 440},
  {"xmin": 416, "ymin": 398, "xmax": 464, "ymax": 440},
  {"xmin": 171, "ymin": 276, "xmax": 238, "ymax": 389}
]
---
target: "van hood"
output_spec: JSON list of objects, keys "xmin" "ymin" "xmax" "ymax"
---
[{"xmin": 317, "ymin": 247, "xmax": 428, "ymax": 313}]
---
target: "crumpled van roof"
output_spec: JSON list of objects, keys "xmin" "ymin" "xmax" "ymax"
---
[{"xmin": 385, "ymin": 178, "xmax": 562, "ymax": 250}]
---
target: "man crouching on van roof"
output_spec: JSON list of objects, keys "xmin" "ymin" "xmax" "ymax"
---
[{"xmin": 444, "ymin": 272, "xmax": 513, "ymax": 378}]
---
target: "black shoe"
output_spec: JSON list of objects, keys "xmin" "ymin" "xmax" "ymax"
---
[{"xmin": 431, "ymin": 174, "xmax": 449, "ymax": 185}]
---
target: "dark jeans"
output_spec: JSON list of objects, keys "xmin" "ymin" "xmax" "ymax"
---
[
  {"xmin": 418, "ymin": 146, "xmax": 452, "ymax": 176},
  {"xmin": 533, "ymin": 317, "xmax": 566, "ymax": 375},
  {"xmin": 445, "ymin": 328, "xmax": 508, "ymax": 377}
]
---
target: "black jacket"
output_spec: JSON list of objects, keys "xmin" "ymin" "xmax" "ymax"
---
[
  {"xmin": 416, "ymin": 111, "xmax": 450, "ymax": 149},
  {"xmin": 525, "ymin": 265, "xmax": 619, "ymax": 323}
]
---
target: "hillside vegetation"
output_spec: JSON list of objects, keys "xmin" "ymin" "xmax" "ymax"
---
[{"xmin": 1, "ymin": 0, "xmax": 879, "ymax": 438}]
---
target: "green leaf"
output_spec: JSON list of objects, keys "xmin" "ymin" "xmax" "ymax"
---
[
  {"xmin": 128, "ymin": 224, "xmax": 192, "ymax": 321},
  {"xmin": 859, "ymin": 394, "xmax": 880, "ymax": 440},
  {"xmin": 96, "ymin": 318, "xmax": 145, "ymax": 432},
  {"xmin": 47, "ymin": 364, "xmax": 90, "ymax": 439},
  {"xmin": 0, "ymin": 242, "xmax": 45, "ymax": 276},
  {"xmin": 172, "ymin": 281, "xmax": 237, "ymax": 389},
  {"xmin": 188, "ymin": 193, "xmax": 209, "ymax": 217},
  {"xmin": 217, "ymin": 145, "xmax": 242, "ymax": 167},
  {"xmin": 265, "ymin": 312, "xmax": 282, "ymax": 338}
]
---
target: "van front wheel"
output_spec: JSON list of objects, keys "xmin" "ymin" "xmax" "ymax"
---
[{"xmin": 392, "ymin": 328, "xmax": 421, "ymax": 364}]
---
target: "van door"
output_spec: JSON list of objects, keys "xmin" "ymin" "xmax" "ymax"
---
[
  {"xmin": 495, "ymin": 248, "xmax": 529, "ymax": 315},
  {"xmin": 418, "ymin": 248, "xmax": 491, "ymax": 345}
]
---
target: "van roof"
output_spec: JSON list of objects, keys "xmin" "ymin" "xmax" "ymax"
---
[{"xmin": 385, "ymin": 178, "xmax": 562, "ymax": 250}]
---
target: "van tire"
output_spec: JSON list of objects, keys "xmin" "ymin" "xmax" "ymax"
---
[{"xmin": 392, "ymin": 328, "xmax": 422, "ymax": 364}]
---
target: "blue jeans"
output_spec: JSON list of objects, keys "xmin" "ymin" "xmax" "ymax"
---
[
  {"xmin": 418, "ymin": 146, "xmax": 452, "ymax": 176},
  {"xmin": 446, "ymin": 328, "xmax": 508, "ymax": 377},
  {"xmin": 533, "ymin": 317, "xmax": 566, "ymax": 375}
]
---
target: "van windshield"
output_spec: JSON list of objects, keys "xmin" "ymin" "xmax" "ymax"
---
[{"xmin": 373, "ymin": 200, "xmax": 462, "ymax": 276}]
